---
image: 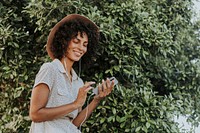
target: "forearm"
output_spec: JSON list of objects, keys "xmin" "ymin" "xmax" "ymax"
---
[
  {"xmin": 30, "ymin": 82, "xmax": 96, "ymax": 123},
  {"xmin": 72, "ymin": 98, "xmax": 100, "ymax": 127},
  {"xmin": 30, "ymin": 102, "xmax": 79, "ymax": 122}
]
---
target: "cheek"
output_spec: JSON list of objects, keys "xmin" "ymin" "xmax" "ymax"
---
[
  {"xmin": 66, "ymin": 48, "xmax": 71, "ymax": 54},
  {"xmin": 83, "ymin": 47, "xmax": 87, "ymax": 53}
]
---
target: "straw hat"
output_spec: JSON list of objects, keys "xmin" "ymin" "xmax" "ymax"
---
[{"xmin": 46, "ymin": 14, "xmax": 99, "ymax": 60}]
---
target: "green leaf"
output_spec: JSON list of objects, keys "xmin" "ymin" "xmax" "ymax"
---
[
  {"xmin": 146, "ymin": 122, "xmax": 150, "ymax": 129},
  {"xmin": 112, "ymin": 108, "xmax": 116, "ymax": 114},
  {"xmin": 135, "ymin": 126, "xmax": 141, "ymax": 132}
]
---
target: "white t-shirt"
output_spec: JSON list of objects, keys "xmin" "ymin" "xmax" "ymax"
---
[{"xmin": 29, "ymin": 59, "xmax": 84, "ymax": 133}]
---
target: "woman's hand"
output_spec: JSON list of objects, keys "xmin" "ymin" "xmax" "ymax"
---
[
  {"xmin": 73, "ymin": 82, "xmax": 95, "ymax": 108},
  {"xmin": 72, "ymin": 79, "xmax": 114, "ymax": 127},
  {"xmin": 94, "ymin": 78, "xmax": 115, "ymax": 102}
]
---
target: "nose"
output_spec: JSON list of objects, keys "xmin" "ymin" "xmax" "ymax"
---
[{"xmin": 78, "ymin": 43, "xmax": 86, "ymax": 51}]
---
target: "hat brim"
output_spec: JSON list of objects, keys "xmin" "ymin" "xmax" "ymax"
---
[{"xmin": 46, "ymin": 14, "xmax": 99, "ymax": 60}]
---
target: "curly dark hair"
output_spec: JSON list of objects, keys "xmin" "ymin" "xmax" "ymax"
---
[{"xmin": 50, "ymin": 18, "xmax": 99, "ymax": 61}]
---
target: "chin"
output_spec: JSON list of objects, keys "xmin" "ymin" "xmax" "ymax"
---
[
  {"xmin": 73, "ymin": 57, "xmax": 82, "ymax": 62},
  {"xmin": 74, "ymin": 59, "xmax": 80, "ymax": 62},
  {"xmin": 70, "ymin": 55, "xmax": 83, "ymax": 62}
]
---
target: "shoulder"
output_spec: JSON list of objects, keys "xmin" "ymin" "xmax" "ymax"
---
[
  {"xmin": 35, "ymin": 61, "xmax": 58, "ymax": 79},
  {"xmin": 37, "ymin": 61, "xmax": 58, "ymax": 74},
  {"xmin": 40, "ymin": 62, "xmax": 54, "ymax": 71},
  {"xmin": 33, "ymin": 61, "xmax": 57, "ymax": 89}
]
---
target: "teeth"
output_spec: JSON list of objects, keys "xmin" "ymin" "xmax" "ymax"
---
[{"xmin": 74, "ymin": 51, "xmax": 81, "ymax": 56}]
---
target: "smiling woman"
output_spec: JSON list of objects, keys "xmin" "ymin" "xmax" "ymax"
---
[
  {"xmin": 65, "ymin": 32, "xmax": 88, "ymax": 62},
  {"xmin": 29, "ymin": 14, "xmax": 115, "ymax": 133},
  {"xmin": 48, "ymin": 16, "xmax": 98, "ymax": 61}
]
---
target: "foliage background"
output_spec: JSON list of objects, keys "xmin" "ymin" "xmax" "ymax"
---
[{"xmin": 0, "ymin": 0, "xmax": 200, "ymax": 132}]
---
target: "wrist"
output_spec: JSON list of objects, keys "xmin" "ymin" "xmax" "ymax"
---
[
  {"xmin": 72, "ymin": 100, "xmax": 81, "ymax": 109},
  {"xmin": 92, "ymin": 97, "xmax": 101, "ymax": 104}
]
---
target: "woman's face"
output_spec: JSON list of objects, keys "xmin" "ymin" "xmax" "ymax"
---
[{"xmin": 66, "ymin": 32, "xmax": 88, "ymax": 62}]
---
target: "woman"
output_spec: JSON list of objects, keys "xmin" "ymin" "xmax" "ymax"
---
[{"xmin": 29, "ymin": 14, "xmax": 114, "ymax": 133}]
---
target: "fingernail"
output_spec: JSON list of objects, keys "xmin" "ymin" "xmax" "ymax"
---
[{"xmin": 90, "ymin": 81, "xmax": 95, "ymax": 84}]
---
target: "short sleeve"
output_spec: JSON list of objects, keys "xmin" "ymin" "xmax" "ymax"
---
[{"xmin": 33, "ymin": 63, "xmax": 55, "ymax": 91}]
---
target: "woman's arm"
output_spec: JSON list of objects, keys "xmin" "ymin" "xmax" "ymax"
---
[
  {"xmin": 72, "ymin": 97, "xmax": 100, "ymax": 126},
  {"xmin": 29, "ymin": 83, "xmax": 78, "ymax": 122},
  {"xmin": 29, "ymin": 82, "xmax": 94, "ymax": 122},
  {"xmin": 72, "ymin": 79, "xmax": 114, "ymax": 127}
]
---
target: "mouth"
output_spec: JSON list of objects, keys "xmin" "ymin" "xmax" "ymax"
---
[{"xmin": 73, "ymin": 50, "xmax": 82, "ymax": 57}]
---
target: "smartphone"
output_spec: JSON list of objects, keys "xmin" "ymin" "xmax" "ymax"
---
[{"xmin": 92, "ymin": 77, "xmax": 118, "ymax": 95}]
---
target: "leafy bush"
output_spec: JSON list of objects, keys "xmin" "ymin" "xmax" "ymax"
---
[{"xmin": 0, "ymin": 0, "xmax": 200, "ymax": 132}]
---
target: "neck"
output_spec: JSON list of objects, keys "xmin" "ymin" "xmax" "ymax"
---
[{"xmin": 61, "ymin": 57, "xmax": 74, "ymax": 76}]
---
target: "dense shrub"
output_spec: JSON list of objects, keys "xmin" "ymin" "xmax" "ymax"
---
[{"xmin": 0, "ymin": 0, "xmax": 200, "ymax": 132}]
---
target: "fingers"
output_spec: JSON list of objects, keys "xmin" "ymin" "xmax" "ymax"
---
[
  {"xmin": 102, "ymin": 80, "xmax": 107, "ymax": 96},
  {"xmin": 106, "ymin": 78, "xmax": 111, "ymax": 88},
  {"xmin": 98, "ymin": 83, "xmax": 103, "ymax": 97},
  {"xmin": 85, "ymin": 86, "xmax": 93, "ymax": 92},
  {"xmin": 93, "ymin": 78, "xmax": 115, "ymax": 101},
  {"xmin": 82, "ymin": 81, "xmax": 95, "ymax": 92},
  {"xmin": 98, "ymin": 78, "xmax": 114, "ymax": 96},
  {"xmin": 106, "ymin": 78, "xmax": 114, "ymax": 94},
  {"xmin": 83, "ymin": 81, "xmax": 95, "ymax": 88},
  {"xmin": 76, "ymin": 81, "xmax": 95, "ymax": 107},
  {"xmin": 110, "ymin": 80, "xmax": 115, "ymax": 91}
]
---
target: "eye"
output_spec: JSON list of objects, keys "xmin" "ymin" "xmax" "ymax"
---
[
  {"xmin": 83, "ymin": 43, "xmax": 88, "ymax": 47},
  {"xmin": 73, "ymin": 38, "xmax": 79, "ymax": 44}
]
